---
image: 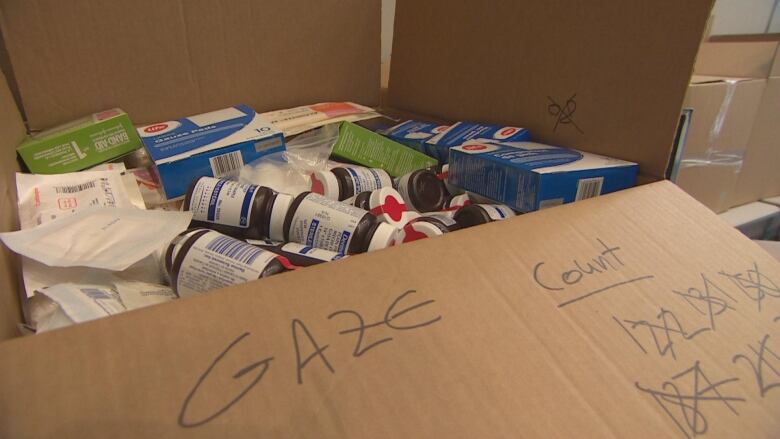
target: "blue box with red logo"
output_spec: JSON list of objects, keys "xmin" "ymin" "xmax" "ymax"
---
[
  {"xmin": 137, "ymin": 105, "xmax": 285, "ymax": 199},
  {"xmin": 378, "ymin": 120, "xmax": 450, "ymax": 158},
  {"xmin": 424, "ymin": 121, "xmax": 531, "ymax": 163},
  {"xmin": 448, "ymin": 140, "xmax": 637, "ymax": 212}
]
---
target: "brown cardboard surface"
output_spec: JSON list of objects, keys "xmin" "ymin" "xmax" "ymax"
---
[
  {"xmin": 387, "ymin": 0, "xmax": 713, "ymax": 180},
  {"xmin": 675, "ymin": 77, "xmax": 765, "ymax": 212},
  {"xmin": 0, "ymin": 0, "xmax": 381, "ymax": 130},
  {"xmin": 0, "ymin": 67, "xmax": 25, "ymax": 340},
  {"xmin": 1, "ymin": 181, "xmax": 779, "ymax": 438},
  {"xmin": 694, "ymin": 41, "xmax": 780, "ymax": 78},
  {"xmin": 730, "ymin": 77, "xmax": 780, "ymax": 206}
]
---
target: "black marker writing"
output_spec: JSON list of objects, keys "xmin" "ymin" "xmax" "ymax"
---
[
  {"xmin": 636, "ymin": 361, "xmax": 744, "ymax": 439},
  {"xmin": 671, "ymin": 273, "xmax": 736, "ymax": 331},
  {"xmin": 732, "ymin": 334, "xmax": 780, "ymax": 398},
  {"xmin": 533, "ymin": 238, "xmax": 624, "ymax": 291},
  {"xmin": 292, "ymin": 318, "xmax": 335, "ymax": 385},
  {"xmin": 719, "ymin": 263, "xmax": 780, "ymax": 312},
  {"xmin": 328, "ymin": 289, "xmax": 442, "ymax": 358},
  {"xmin": 178, "ymin": 332, "xmax": 274, "ymax": 428},
  {"xmin": 619, "ymin": 308, "xmax": 709, "ymax": 360},
  {"xmin": 547, "ymin": 93, "xmax": 583, "ymax": 133}
]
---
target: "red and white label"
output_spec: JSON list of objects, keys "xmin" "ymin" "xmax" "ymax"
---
[
  {"xmin": 138, "ymin": 121, "xmax": 180, "ymax": 137},
  {"xmin": 493, "ymin": 126, "xmax": 521, "ymax": 140}
]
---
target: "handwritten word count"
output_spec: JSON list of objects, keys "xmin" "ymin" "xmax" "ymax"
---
[{"xmin": 532, "ymin": 238, "xmax": 654, "ymax": 308}]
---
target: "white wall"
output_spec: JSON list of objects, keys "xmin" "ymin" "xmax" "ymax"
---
[
  {"xmin": 711, "ymin": 0, "xmax": 779, "ymax": 35},
  {"xmin": 381, "ymin": 0, "xmax": 396, "ymax": 63}
]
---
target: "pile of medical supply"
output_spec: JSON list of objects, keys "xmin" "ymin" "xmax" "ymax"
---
[{"xmin": 1, "ymin": 103, "xmax": 637, "ymax": 334}]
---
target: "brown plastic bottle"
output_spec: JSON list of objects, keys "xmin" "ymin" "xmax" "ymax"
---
[
  {"xmin": 184, "ymin": 176, "xmax": 292, "ymax": 241},
  {"xmin": 282, "ymin": 192, "xmax": 397, "ymax": 254},
  {"xmin": 310, "ymin": 166, "xmax": 393, "ymax": 201},
  {"xmin": 167, "ymin": 229, "xmax": 287, "ymax": 297},
  {"xmin": 453, "ymin": 204, "xmax": 516, "ymax": 228}
]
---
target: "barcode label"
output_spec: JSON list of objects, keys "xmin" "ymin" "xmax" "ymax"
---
[
  {"xmin": 205, "ymin": 235, "xmax": 267, "ymax": 265},
  {"xmin": 209, "ymin": 151, "xmax": 244, "ymax": 177},
  {"xmin": 575, "ymin": 177, "xmax": 604, "ymax": 201},
  {"xmin": 54, "ymin": 180, "xmax": 97, "ymax": 194}
]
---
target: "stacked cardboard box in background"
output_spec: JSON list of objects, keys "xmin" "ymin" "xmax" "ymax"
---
[{"xmin": 677, "ymin": 39, "xmax": 780, "ymax": 212}]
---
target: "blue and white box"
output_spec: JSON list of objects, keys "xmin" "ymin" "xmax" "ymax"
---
[
  {"xmin": 425, "ymin": 121, "xmax": 531, "ymax": 163},
  {"xmin": 448, "ymin": 140, "xmax": 638, "ymax": 212},
  {"xmin": 379, "ymin": 120, "xmax": 450, "ymax": 157},
  {"xmin": 138, "ymin": 105, "xmax": 285, "ymax": 199}
]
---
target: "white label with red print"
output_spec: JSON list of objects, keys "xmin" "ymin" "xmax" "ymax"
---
[
  {"xmin": 493, "ymin": 126, "xmax": 522, "ymax": 140},
  {"xmin": 137, "ymin": 121, "xmax": 181, "ymax": 137},
  {"xmin": 15, "ymin": 171, "xmax": 131, "ymax": 229},
  {"xmin": 455, "ymin": 143, "xmax": 501, "ymax": 154}
]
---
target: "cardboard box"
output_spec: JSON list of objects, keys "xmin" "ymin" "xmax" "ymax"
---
[
  {"xmin": 448, "ymin": 140, "xmax": 638, "ymax": 212},
  {"xmin": 694, "ymin": 40, "xmax": 780, "ymax": 78},
  {"xmin": 729, "ymin": 77, "xmax": 780, "ymax": 206},
  {"xmin": 137, "ymin": 105, "xmax": 285, "ymax": 199},
  {"xmin": 719, "ymin": 201, "xmax": 780, "ymax": 239},
  {"xmin": 3, "ymin": 1, "xmax": 780, "ymax": 437},
  {"xmin": 17, "ymin": 108, "xmax": 141, "ymax": 174},
  {"xmin": 673, "ymin": 76, "xmax": 766, "ymax": 213}
]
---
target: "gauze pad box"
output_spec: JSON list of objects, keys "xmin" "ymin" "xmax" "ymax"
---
[{"xmin": 137, "ymin": 105, "xmax": 286, "ymax": 199}]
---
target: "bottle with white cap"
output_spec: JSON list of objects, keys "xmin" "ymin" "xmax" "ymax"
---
[
  {"xmin": 345, "ymin": 187, "xmax": 420, "ymax": 229},
  {"xmin": 453, "ymin": 204, "xmax": 516, "ymax": 228},
  {"xmin": 167, "ymin": 229, "xmax": 289, "ymax": 297},
  {"xmin": 184, "ymin": 176, "xmax": 293, "ymax": 241},
  {"xmin": 310, "ymin": 166, "xmax": 393, "ymax": 201},
  {"xmin": 394, "ymin": 169, "xmax": 449, "ymax": 212},
  {"xmin": 395, "ymin": 213, "xmax": 460, "ymax": 244},
  {"xmin": 282, "ymin": 192, "xmax": 397, "ymax": 254}
]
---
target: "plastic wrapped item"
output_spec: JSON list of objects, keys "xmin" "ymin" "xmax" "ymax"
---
[
  {"xmin": 0, "ymin": 207, "xmax": 192, "ymax": 271},
  {"xmin": 239, "ymin": 124, "xmax": 342, "ymax": 195},
  {"xmin": 16, "ymin": 170, "xmax": 144, "ymax": 229},
  {"xmin": 33, "ymin": 283, "xmax": 127, "ymax": 333}
]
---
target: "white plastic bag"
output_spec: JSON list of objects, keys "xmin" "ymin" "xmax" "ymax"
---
[
  {"xmin": 239, "ymin": 124, "xmax": 342, "ymax": 195},
  {"xmin": 0, "ymin": 207, "xmax": 192, "ymax": 271}
]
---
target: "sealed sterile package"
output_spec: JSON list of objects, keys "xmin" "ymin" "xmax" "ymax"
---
[
  {"xmin": 16, "ymin": 170, "xmax": 145, "ymax": 229},
  {"xmin": 112, "ymin": 279, "xmax": 175, "ymax": 311},
  {"xmin": 239, "ymin": 124, "xmax": 343, "ymax": 195},
  {"xmin": 34, "ymin": 283, "xmax": 127, "ymax": 333},
  {"xmin": 0, "ymin": 207, "xmax": 192, "ymax": 271}
]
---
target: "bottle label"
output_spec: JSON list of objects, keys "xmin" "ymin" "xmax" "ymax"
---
[
  {"xmin": 289, "ymin": 193, "xmax": 365, "ymax": 253},
  {"xmin": 421, "ymin": 212, "xmax": 458, "ymax": 227},
  {"xmin": 394, "ymin": 172, "xmax": 414, "ymax": 209},
  {"xmin": 189, "ymin": 178, "xmax": 258, "ymax": 228},
  {"xmin": 177, "ymin": 231, "xmax": 277, "ymax": 297},
  {"xmin": 484, "ymin": 204, "xmax": 515, "ymax": 221},
  {"xmin": 344, "ymin": 167, "xmax": 391, "ymax": 195},
  {"xmin": 281, "ymin": 243, "xmax": 345, "ymax": 262}
]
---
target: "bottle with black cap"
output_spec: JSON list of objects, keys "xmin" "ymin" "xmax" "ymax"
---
[
  {"xmin": 167, "ymin": 229, "xmax": 288, "ymax": 297},
  {"xmin": 282, "ymin": 192, "xmax": 397, "ymax": 254},
  {"xmin": 394, "ymin": 169, "xmax": 449, "ymax": 213},
  {"xmin": 395, "ymin": 212, "xmax": 460, "ymax": 244},
  {"xmin": 248, "ymin": 240, "xmax": 347, "ymax": 267},
  {"xmin": 344, "ymin": 187, "xmax": 419, "ymax": 228},
  {"xmin": 453, "ymin": 204, "xmax": 516, "ymax": 228},
  {"xmin": 184, "ymin": 176, "xmax": 293, "ymax": 241},
  {"xmin": 310, "ymin": 166, "xmax": 393, "ymax": 201}
]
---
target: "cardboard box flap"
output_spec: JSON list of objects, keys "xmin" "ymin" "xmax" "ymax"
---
[
  {"xmin": 387, "ymin": 0, "xmax": 714, "ymax": 180},
  {"xmin": 0, "ymin": 67, "xmax": 26, "ymax": 341},
  {"xmin": 1, "ymin": 181, "xmax": 779, "ymax": 437},
  {"xmin": 0, "ymin": 0, "xmax": 381, "ymax": 130},
  {"xmin": 694, "ymin": 40, "xmax": 780, "ymax": 79}
]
